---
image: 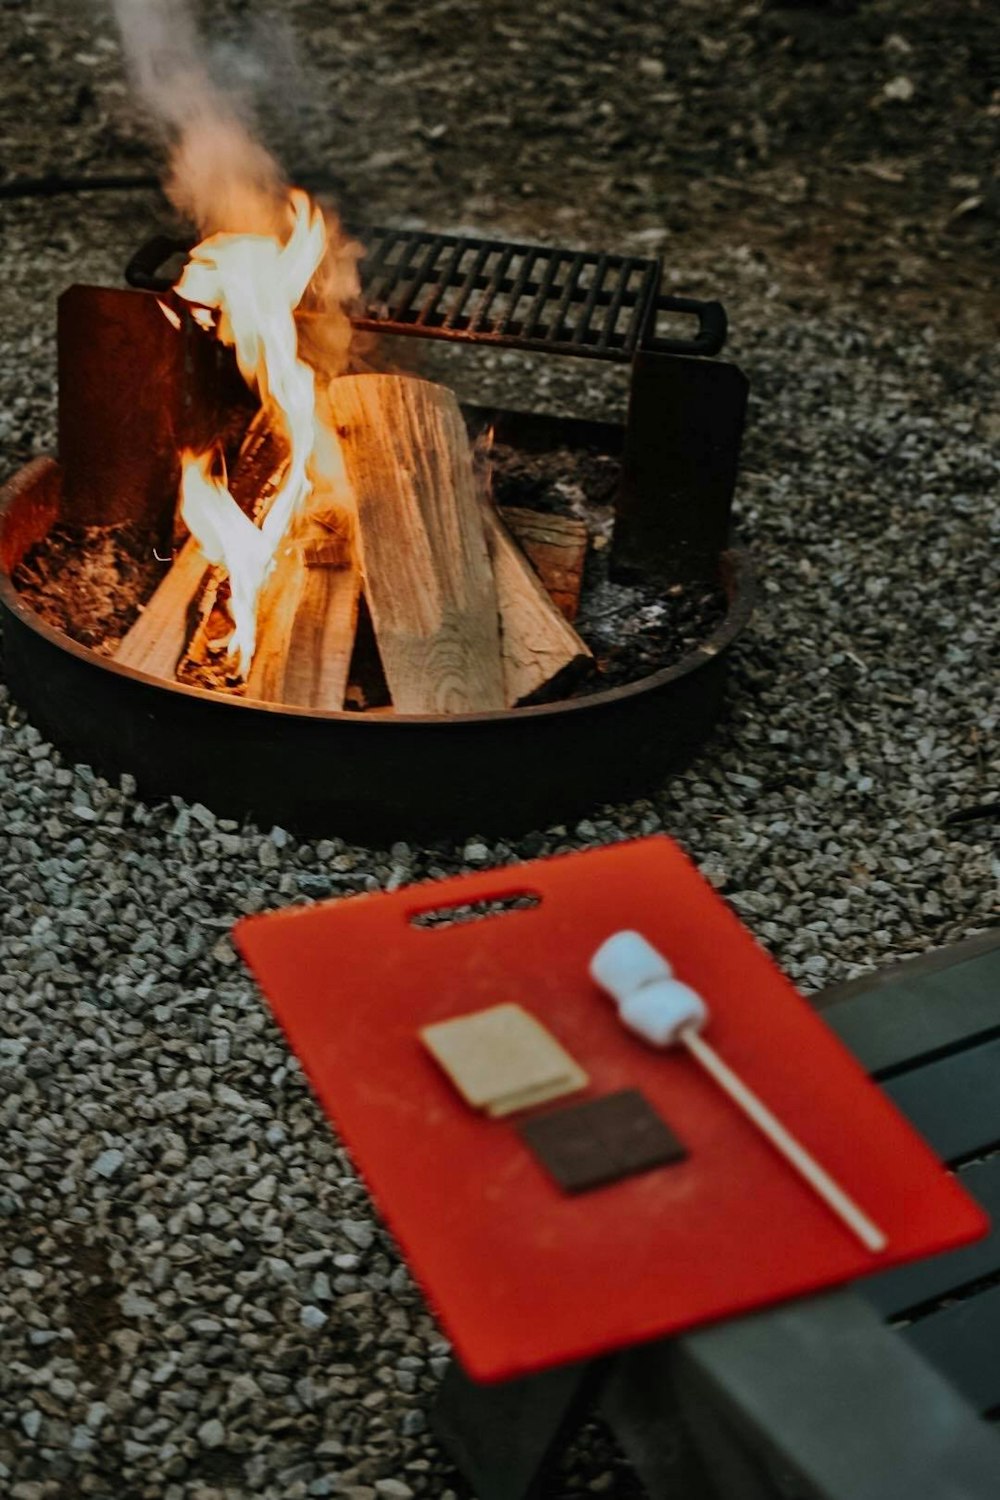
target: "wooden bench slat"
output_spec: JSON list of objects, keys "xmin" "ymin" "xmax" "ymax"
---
[
  {"xmin": 902, "ymin": 1283, "xmax": 1000, "ymax": 1417},
  {"xmin": 823, "ymin": 937, "xmax": 1000, "ymax": 1077},
  {"xmin": 882, "ymin": 1037, "xmax": 1000, "ymax": 1164},
  {"xmin": 864, "ymin": 1156, "xmax": 1000, "ymax": 1319}
]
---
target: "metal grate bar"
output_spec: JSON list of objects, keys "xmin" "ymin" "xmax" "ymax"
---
[
  {"xmin": 623, "ymin": 261, "xmax": 661, "ymax": 350},
  {"xmin": 360, "ymin": 228, "xmax": 400, "ymax": 298},
  {"xmin": 497, "ymin": 247, "xmax": 541, "ymax": 335},
  {"xmin": 521, "ymin": 250, "xmax": 565, "ymax": 340},
  {"xmin": 600, "ymin": 257, "xmax": 640, "ymax": 349},
  {"xmin": 545, "ymin": 254, "xmax": 588, "ymax": 344},
  {"xmin": 573, "ymin": 256, "xmax": 611, "ymax": 345},
  {"xmin": 441, "ymin": 242, "xmax": 493, "ymax": 330},
  {"xmin": 469, "ymin": 245, "xmax": 516, "ymax": 332},
  {"xmin": 418, "ymin": 238, "xmax": 471, "ymax": 327},
  {"xmin": 367, "ymin": 232, "xmax": 422, "ymax": 308},
  {"xmin": 392, "ymin": 236, "xmax": 446, "ymax": 320}
]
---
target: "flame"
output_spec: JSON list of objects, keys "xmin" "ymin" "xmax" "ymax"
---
[
  {"xmin": 173, "ymin": 189, "xmax": 340, "ymax": 674},
  {"xmin": 178, "ymin": 451, "xmax": 273, "ymax": 669},
  {"xmin": 157, "ymin": 298, "xmax": 182, "ymax": 331}
]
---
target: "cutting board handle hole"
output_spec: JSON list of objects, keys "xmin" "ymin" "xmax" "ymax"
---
[{"xmin": 409, "ymin": 892, "xmax": 541, "ymax": 929}]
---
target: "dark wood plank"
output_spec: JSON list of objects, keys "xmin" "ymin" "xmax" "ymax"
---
[
  {"xmin": 818, "ymin": 929, "xmax": 1000, "ymax": 1011},
  {"xmin": 883, "ymin": 1037, "xmax": 1000, "ymax": 1164},
  {"xmin": 903, "ymin": 1284, "xmax": 1000, "ymax": 1417},
  {"xmin": 822, "ymin": 938, "xmax": 1000, "ymax": 1077},
  {"xmin": 676, "ymin": 1288, "xmax": 1000, "ymax": 1498},
  {"xmin": 865, "ymin": 1156, "xmax": 1000, "ymax": 1318}
]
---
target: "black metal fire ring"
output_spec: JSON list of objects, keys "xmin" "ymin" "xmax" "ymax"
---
[{"xmin": 0, "ymin": 458, "xmax": 754, "ymax": 842}]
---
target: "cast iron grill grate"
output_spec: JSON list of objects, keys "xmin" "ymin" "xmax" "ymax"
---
[
  {"xmin": 355, "ymin": 228, "xmax": 660, "ymax": 359},
  {"xmin": 126, "ymin": 226, "xmax": 727, "ymax": 361}
]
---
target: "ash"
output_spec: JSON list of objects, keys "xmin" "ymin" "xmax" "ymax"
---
[
  {"xmin": 13, "ymin": 523, "xmax": 167, "ymax": 654},
  {"xmin": 574, "ymin": 555, "xmax": 726, "ymax": 687},
  {"xmin": 1, "ymin": 1, "xmax": 998, "ymax": 1498}
]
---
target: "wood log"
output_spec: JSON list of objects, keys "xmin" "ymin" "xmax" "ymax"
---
[
  {"xmin": 116, "ymin": 400, "xmax": 360, "ymax": 706},
  {"xmin": 499, "ymin": 506, "xmax": 588, "ymax": 622},
  {"xmin": 113, "ymin": 535, "xmax": 211, "ymax": 679},
  {"xmin": 239, "ymin": 424, "xmax": 359, "ymax": 708},
  {"xmin": 481, "ymin": 503, "xmax": 593, "ymax": 706},
  {"xmin": 243, "ymin": 522, "xmax": 360, "ymax": 710},
  {"xmin": 280, "ymin": 565, "xmax": 361, "ymax": 710},
  {"xmin": 327, "ymin": 374, "xmax": 506, "ymax": 714}
]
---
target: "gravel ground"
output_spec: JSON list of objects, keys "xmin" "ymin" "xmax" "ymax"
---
[{"xmin": 1, "ymin": 2, "xmax": 998, "ymax": 1498}]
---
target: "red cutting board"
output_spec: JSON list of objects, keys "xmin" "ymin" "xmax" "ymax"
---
[{"xmin": 234, "ymin": 837, "xmax": 987, "ymax": 1383}]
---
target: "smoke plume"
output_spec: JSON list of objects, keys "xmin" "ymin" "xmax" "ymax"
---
[
  {"xmin": 112, "ymin": 0, "xmax": 291, "ymax": 235},
  {"xmin": 111, "ymin": 0, "xmax": 361, "ymax": 371}
]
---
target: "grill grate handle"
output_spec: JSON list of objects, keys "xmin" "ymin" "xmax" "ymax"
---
[{"xmin": 647, "ymin": 295, "xmax": 727, "ymax": 358}]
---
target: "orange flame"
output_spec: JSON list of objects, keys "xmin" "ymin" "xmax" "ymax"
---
[
  {"xmin": 173, "ymin": 189, "xmax": 342, "ymax": 674},
  {"xmin": 156, "ymin": 298, "xmax": 182, "ymax": 330}
]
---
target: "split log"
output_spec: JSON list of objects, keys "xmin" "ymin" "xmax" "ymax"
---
[
  {"xmin": 279, "ymin": 565, "xmax": 361, "ymax": 709},
  {"xmin": 243, "ymin": 518, "xmax": 360, "ymax": 709},
  {"xmin": 481, "ymin": 503, "xmax": 593, "ymax": 706},
  {"xmin": 499, "ymin": 506, "xmax": 588, "ymax": 622},
  {"xmin": 328, "ymin": 374, "xmax": 506, "ymax": 714},
  {"xmin": 243, "ymin": 556, "xmax": 361, "ymax": 709},
  {"xmin": 113, "ymin": 535, "xmax": 211, "ymax": 679},
  {"xmin": 240, "ymin": 421, "xmax": 359, "ymax": 708}
]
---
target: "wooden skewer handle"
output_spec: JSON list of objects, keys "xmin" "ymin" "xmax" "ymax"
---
[{"xmin": 680, "ymin": 1028, "xmax": 888, "ymax": 1255}]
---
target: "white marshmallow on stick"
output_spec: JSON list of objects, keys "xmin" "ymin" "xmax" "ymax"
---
[{"xmin": 590, "ymin": 931, "xmax": 887, "ymax": 1255}]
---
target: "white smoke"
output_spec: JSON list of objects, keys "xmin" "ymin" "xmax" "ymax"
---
[
  {"xmin": 110, "ymin": 0, "xmax": 361, "ymax": 372},
  {"xmin": 112, "ymin": 0, "xmax": 291, "ymax": 235}
]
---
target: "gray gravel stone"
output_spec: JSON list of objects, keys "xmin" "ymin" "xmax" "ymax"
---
[
  {"xmin": 195, "ymin": 1417, "xmax": 225, "ymax": 1449},
  {"xmin": 91, "ymin": 1148, "xmax": 125, "ymax": 1179}
]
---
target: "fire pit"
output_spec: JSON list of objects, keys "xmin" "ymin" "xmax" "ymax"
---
[{"xmin": 0, "ymin": 227, "xmax": 751, "ymax": 840}]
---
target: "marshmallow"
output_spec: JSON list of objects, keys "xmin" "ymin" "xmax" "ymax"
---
[
  {"xmin": 590, "ymin": 931, "xmax": 707, "ymax": 1047},
  {"xmin": 589, "ymin": 930, "xmax": 673, "ymax": 1004},
  {"xmin": 618, "ymin": 979, "xmax": 708, "ymax": 1047}
]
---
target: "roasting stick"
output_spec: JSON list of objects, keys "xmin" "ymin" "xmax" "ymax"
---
[{"xmin": 590, "ymin": 932, "xmax": 888, "ymax": 1255}]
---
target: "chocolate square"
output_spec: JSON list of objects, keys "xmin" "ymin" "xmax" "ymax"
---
[{"xmin": 518, "ymin": 1088, "xmax": 687, "ymax": 1194}]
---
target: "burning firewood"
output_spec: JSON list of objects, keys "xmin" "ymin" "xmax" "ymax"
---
[
  {"xmin": 116, "ymin": 402, "xmax": 361, "ymax": 711},
  {"xmin": 327, "ymin": 373, "xmax": 592, "ymax": 713},
  {"xmin": 327, "ymin": 374, "xmax": 507, "ymax": 715},
  {"xmin": 112, "ymin": 538, "xmax": 211, "ymax": 681},
  {"xmin": 113, "ymin": 410, "xmax": 287, "ymax": 680},
  {"xmin": 242, "ymin": 506, "xmax": 360, "ymax": 709},
  {"xmin": 118, "ymin": 365, "xmax": 590, "ymax": 715}
]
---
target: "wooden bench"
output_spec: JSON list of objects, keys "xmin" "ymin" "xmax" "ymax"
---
[{"xmin": 433, "ymin": 929, "xmax": 1000, "ymax": 1499}]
